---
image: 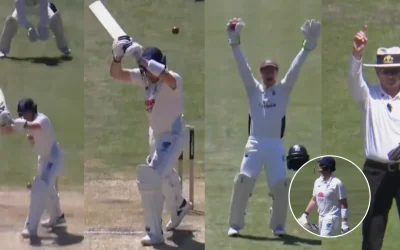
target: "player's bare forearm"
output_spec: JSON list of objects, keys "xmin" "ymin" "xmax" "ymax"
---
[
  {"xmin": 110, "ymin": 61, "xmax": 132, "ymax": 82},
  {"xmin": 281, "ymin": 48, "xmax": 309, "ymax": 90},
  {"xmin": 340, "ymin": 198, "xmax": 348, "ymax": 221},
  {"xmin": 305, "ymin": 196, "xmax": 316, "ymax": 214},
  {"xmin": 25, "ymin": 121, "xmax": 41, "ymax": 130},
  {"xmin": 138, "ymin": 58, "xmax": 177, "ymax": 89},
  {"xmin": 0, "ymin": 125, "xmax": 15, "ymax": 135}
]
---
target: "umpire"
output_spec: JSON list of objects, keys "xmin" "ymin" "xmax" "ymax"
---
[{"xmin": 348, "ymin": 25, "xmax": 400, "ymax": 250}]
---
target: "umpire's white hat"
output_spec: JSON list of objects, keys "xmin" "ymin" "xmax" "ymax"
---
[{"xmin": 363, "ymin": 47, "xmax": 400, "ymax": 68}]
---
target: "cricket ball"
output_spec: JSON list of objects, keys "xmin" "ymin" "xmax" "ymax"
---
[
  {"xmin": 172, "ymin": 26, "xmax": 179, "ymax": 35},
  {"xmin": 229, "ymin": 21, "xmax": 237, "ymax": 31}
]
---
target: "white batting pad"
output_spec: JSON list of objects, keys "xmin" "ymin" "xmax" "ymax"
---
[
  {"xmin": 228, "ymin": 173, "xmax": 257, "ymax": 229},
  {"xmin": 45, "ymin": 185, "xmax": 62, "ymax": 222},
  {"xmin": 269, "ymin": 178, "xmax": 290, "ymax": 230},
  {"xmin": 136, "ymin": 165, "xmax": 164, "ymax": 237},
  {"xmin": 0, "ymin": 16, "xmax": 18, "ymax": 54},
  {"xmin": 162, "ymin": 168, "xmax": 183, "ymax": 214},
  {"xmin": 27, "ymin": 178, "xmax": 48, "ymax": 230}
]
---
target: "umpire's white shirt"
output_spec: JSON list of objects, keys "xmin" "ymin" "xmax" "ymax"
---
[
  {"xmin": 347, "ymin": 56, "xmax": 400, "ymax": 163},
  {"xmin": 313, "ymin": 175, "xmax": 346, "ymax": 217},
  {"xmin": 29, "ymin": 113, "xmax": 60, "ymax": 160},
  {"xmin": 231, "ymin": 46, "xmax": 309, "ymax": 138},
  {"xmin": 129, "ymin": 69, "xmax": 184, "ymax": 137}
]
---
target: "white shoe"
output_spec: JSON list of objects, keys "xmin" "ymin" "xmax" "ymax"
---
[
  {"xmin": 0, "ymin": 51, "xmax": 7, "ymax": 58},
  {"xmin": 140, "ymin": 234, "xmax": 164, "ymax": 246},
  {"xmin": 165, "ymin": 199, "xmax": 192, "ymax": 231},
  {"xmin": 41, "ymin": 213, "xmax": 66, "ymax": 228},
  {"xmin": 21, "ymin": 224, "xmax": 37, "ymax": 238},
  {"xmin": 227, "ymin": 227, "xmax": 240, "ymax": 237},
  {"xmin": 272, "ymin": 227, "xmax": 286, "ymax": 237}
]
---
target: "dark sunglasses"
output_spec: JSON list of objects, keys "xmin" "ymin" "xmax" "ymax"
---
[{"xmin": 379, "ymin": 68, "xmax": 400, "ymax": 75}]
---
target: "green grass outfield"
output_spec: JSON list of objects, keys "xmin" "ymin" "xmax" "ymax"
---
[
  {"xmin": 290, "ymin": 157, "xmax": 370, "ymax": 236},
  {"xmin": 321, "ymin": 0, "xmax": 400, "ymax": 248},
  {"xmin": 205, "ymin": 0, "xmax": 322, "ymax": 249},
  {"xmin": 0, "ymin": 1, "xmax": 83, "ymax": 189},
  {"xmin": 84, "ymin": 0, "xmax": 204, "ymax": 181}
]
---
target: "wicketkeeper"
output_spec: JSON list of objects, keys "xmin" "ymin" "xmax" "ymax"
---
[
  {"xmin": 226, "ymin": 17, "xmax": 320, "ymax": 237},
  {"xmin": 297, "ymin": 157, "xmax": 350, "ymax": 237},
  {"xmin": 0, "ymin": 0, "xmax": 71, "ymax": 58},
  {"xmin": 109, "ymin": 36, "xmax": 191, "ymax": 246},
  {"xmin": 0, "ymin": 98, "xmax": 66, "ymax": 237}
]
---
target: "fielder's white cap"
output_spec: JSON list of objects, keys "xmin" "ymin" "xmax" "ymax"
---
[{"xmin": 363, "ymin": 46, "xmax": 400, "ymax": 68}]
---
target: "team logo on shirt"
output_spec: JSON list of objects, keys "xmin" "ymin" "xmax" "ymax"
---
[
  {"xmin": 318, "ymin": 192, "xmax": 324, "ymax": 198},
  {"xmin": 145, "ymin": 99, "xmax": 155, "ymax": 112},
  {"xmin": 326, "ymin": 223, "xmax": 332, "ymax": 230},
  {"xmin": 259, "ymin": 101, "xmax": 276, "ymax": 109}
]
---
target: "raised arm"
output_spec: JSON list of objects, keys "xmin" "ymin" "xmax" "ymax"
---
[
  {"xmin": 282, "ymin": 19, "xmax": 320, "ymax": 93},
  {"xmin": 347, "ymin": 25, "xmax": 370, "ymax": 105},
  {"xmin": 227, "ymin": 18, "xmax": 257, "ymax": 97}
]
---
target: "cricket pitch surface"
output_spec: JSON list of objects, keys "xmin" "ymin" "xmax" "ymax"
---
[
  {"xmin": 84, "ymin": 177, "xmax": 205, "ymax": 249},
  {"xmin": 0, "ymin": 189, "xmax": 84, "ymax": 250}
]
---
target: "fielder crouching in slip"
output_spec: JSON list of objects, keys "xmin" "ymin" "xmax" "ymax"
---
[
  {"xmin": 0, "ymin": 98, "xmax": 66, "ymax": 237},
  {"xmin": 297, "ymin": 157, "xmax": 350, "ymax": 237},
  {"xmin": 226, "ymin": 17, "xmax": 320, "ymax": 237},
  {"xmin": 110, "ymin": 36, "xmax": 191, "ymax": 246},
  {"xmin": 0, "ymin": 0, "xmax": 70, "ymax": 58}
]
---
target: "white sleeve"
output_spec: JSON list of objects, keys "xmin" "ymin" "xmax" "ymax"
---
[
  {"xmin": 231, "ymin": 45, "xmax": 257, "ymax": 98},
  {"xmin": 312, "ymin": 180, "xmax": 317, "ymax": 197},
  {"xmin": 38, "ymin": 0, "xmax": 49, "ymax": 27},
  {"xmin": 169, "ymin": 71, "xmax": 183, "ymax": 91},
  {"xmin": 127, "ymin": 68, "xmax": 146, "ymax": 88},
  {"xmin": 15, "ymin": 0, "xmax": 30, "ymax": 29},
  {"xmin": 347, "ymin": 55, "xmax": 370, "ymax": 105},
  {"xmin": 281, "ymin": 48, "xmax": 310, "ymax": 94},
  {"xmin": 34, "ymin": 115, "xmax": 50, "ymax": 131},
  {"xmin": 337, "ymin": 181, "xmax": 347, "ymax": 200}
]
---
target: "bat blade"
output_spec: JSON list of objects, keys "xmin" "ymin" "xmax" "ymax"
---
[
  {"xmin": 0, "ymin": 88, "xmax": 7, "ymax": 112},
  {"xmin": 89, "ymin": 0, "xmax": 126, "ymax": 39}
]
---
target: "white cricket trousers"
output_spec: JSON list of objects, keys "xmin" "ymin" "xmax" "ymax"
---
[
  {"xmin": 319, "ymin": 214, "xmax": 340, "ymax": 236},
  {"xmin": 240, "ymin": 136, "xmax": 287, "ymax": 187}
]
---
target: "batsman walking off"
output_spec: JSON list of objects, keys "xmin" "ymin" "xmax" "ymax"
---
[
  {"xmin": 0, "ymin": 0, "xmax": 70, "ymax": 58},
  {"xmin": 0, "ymin": 98, "xmax": 66, "ymax": 237},
  {"xmin": 297, "ymin": 157, "xmax": 350, "ymax": 237},
  {"xmin": 226, "ymin": 17, "xmax": 321, "ymax": 237},
  {"xmin": 110, "ymin": 36, "xmax": 191, "ymax": 246}
]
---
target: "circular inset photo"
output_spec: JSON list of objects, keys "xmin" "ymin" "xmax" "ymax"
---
[{"xmin": 289, "ymin": 155, "xmax": 371, "ymax": 238}]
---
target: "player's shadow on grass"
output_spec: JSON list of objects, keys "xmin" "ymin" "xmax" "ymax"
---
[
  {"xmin": 153, "ymin": 229, "xmax": 204, "ymax": 250},
  {"xmin": 29, "ymin": 227, "xmax": 84, "ymax": 247},
  {"xmin": 6, "ymin": 55, "xmax": 72, "ymax": 66},
  {"xmin": 236, "ymin": 234, "xmax": 321, "ymax": 246}
]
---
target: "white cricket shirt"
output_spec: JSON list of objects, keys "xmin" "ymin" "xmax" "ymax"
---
[
  {"xmin": 313, "ymin": 175, "xmax": 346, "ymax": 217},
  {"xmin": 231, "ymin": 46, "xmax": 309, "ymax": 138},
  {"xmin": 129, "ymin": 69, "xmax": 184, "ymax": 136},
  {"xmin": 28, "ymin": 113, "xmax": 59, "ymax": 158},
  {"xmin": 347, "ymin": 56, "xmax": 400, "ymax": 163}
]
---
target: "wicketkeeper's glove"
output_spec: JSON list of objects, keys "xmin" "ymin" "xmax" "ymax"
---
[
  {"xmin": 301, "ymin": 19, "xmax": 321, "ymax": 51},
  {"xmin": 112, "ymin": 35, "xmax": 133, "ymax": 62},
  {"xmin": 341, "ymin": 221, "xmax": 350, "ymax": 233},
  {"xmin": 226, "ymin": 17, "xmax": 245, "ymax": 46}
]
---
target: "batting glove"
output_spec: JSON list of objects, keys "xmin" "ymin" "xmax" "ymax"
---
[
  {"xmin": 27, "ymin": 27, "xmax": 38, "ymax": 42},
  {"xmin": 301, "ymin": 19, "xmax": 321, "ymax": 51},
  {"xmin": 112, "ymin": 35, "xmax": 133, "ymax": 62},
  {"xmin": 13, "ymin": 118, "xmax": 27, "ymax": 132},
  {"xmin": 341, "ymin": 221, "xmax": 350, "ymax": 233},
  {"xmin": 226, "ymin": 17, "xmax": 245, "ymax": 46},
  {"xmin": 0, "ymin": 111, "xmax": 13, "ymax": 127},
  {"xmin": 297, "ymin": 213, "xmax": 308, "ymax": 226},
  {"xmin": 125, "ymin": 42, "xmax": 143, "ymax": 60},
  {"xmin": 37, "ymin": 24, "xmax": 49, "ymax": 41}
]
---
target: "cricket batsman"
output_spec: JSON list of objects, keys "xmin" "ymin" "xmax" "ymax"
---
[
  {"xmin": 0, "ymin": 0, "xmax": 71, "ymax": 58},
  {"xmin": 109, "ymin": 36, "xmax": 191, "ymax": 246},
  {"xmin": 0, "ymin": 98, "xmax": 66, "ymax": 237},
  {"xmin": 297, "ymin": 156, "xmax": 350, "ymax": 236},
  {"xmin": 226, "ymin": 17, "xmax": 321, "ymax": 237}
]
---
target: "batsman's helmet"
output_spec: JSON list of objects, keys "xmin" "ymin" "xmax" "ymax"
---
[
  {"xmin": 287, "ymin": 144, "xmax": 310, "ymax": 171},
  {"xmin": 139, "ymin": 46, "xmax": 166, "ymax": 74},
  {"xmin": 317, "ymin": 156, "xmax": 336, "ymax": 172},
  {"xmin": 17, "ymin": 98, "xmax": 37, "ymax": 117}
]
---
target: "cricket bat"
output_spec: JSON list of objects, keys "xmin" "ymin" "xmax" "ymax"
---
[
  {"xmin": 0, "ymin": 88, "xmax": 8, "ymax": 112},
  {"xmin": 89, "ymin": 1, "xmax": 127, "ymax": 39}
]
